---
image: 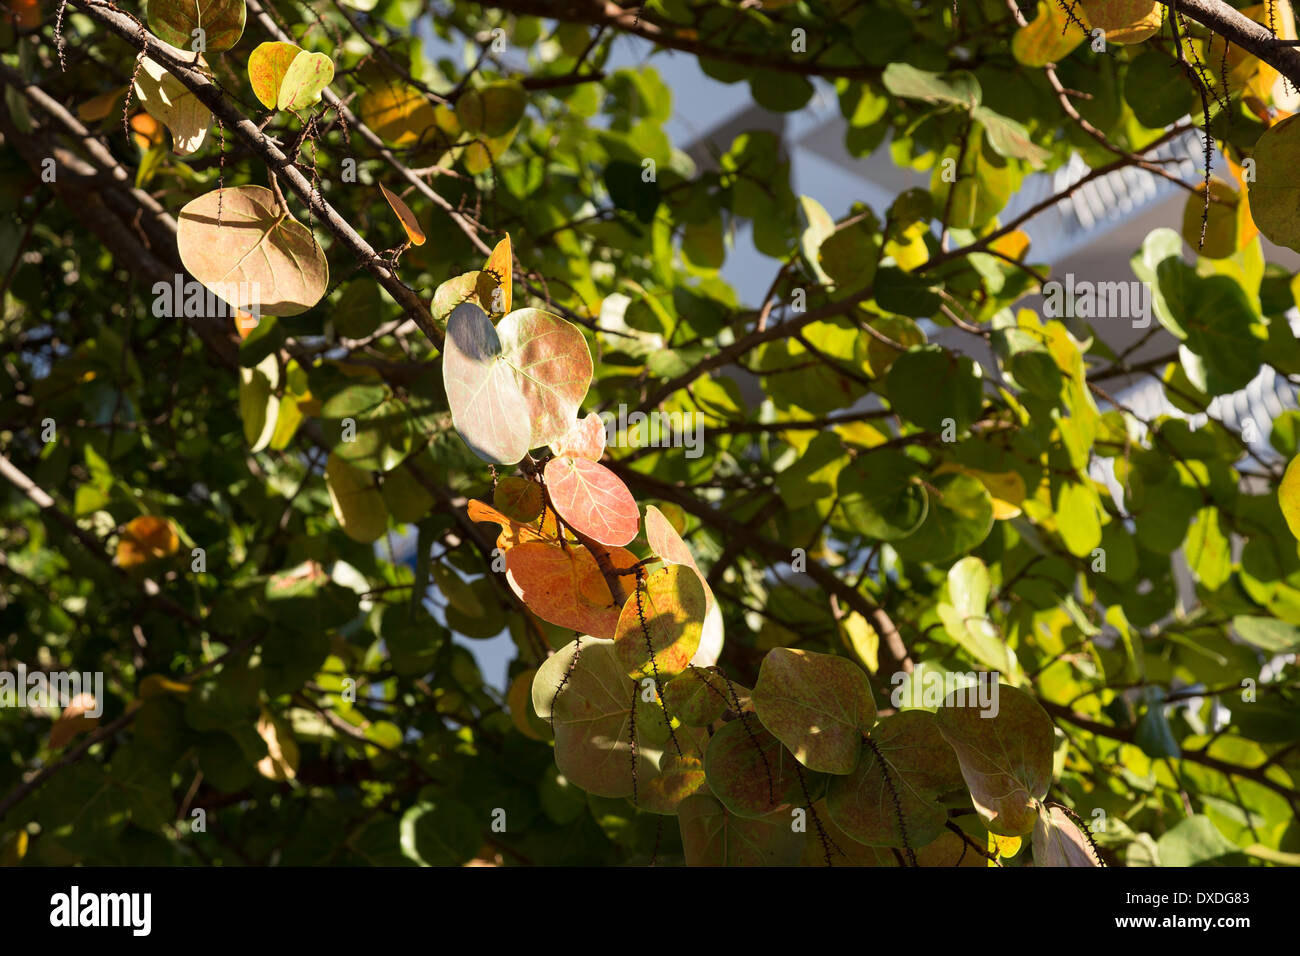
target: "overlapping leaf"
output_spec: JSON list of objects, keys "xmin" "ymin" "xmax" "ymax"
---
[
  {"xmin": 751, "ymin": 647, "xmax": 875, "ymax": 775},
  {"xmin": 826, "ymin": 711, "xmax": 964, "ymax": 848},
  {"xmin": 530, "ymin": 638, "xmax": 659, "ymax": 798},
  {"xmin": 935, "ymin": 684, "xmax": 1054, "ymax": 835},
  {"xmin": 613, "ymin": 564, "xmax": 706, "ymax": 678}
]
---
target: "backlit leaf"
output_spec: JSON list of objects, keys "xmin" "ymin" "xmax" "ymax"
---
[
  {"xmin": 529, "ymin": 638, "xmax": 659, "ymax": 798},
  {"xmin": 325, "ymin": 453, "xmax": 387, "ymax": 543},
  {"xmin": 116, "ymin": 516, "xmax": 178, "ymax": 567},
  {"xmin": 1032, "ymin": 804, "xmax": 1102, "ymax": 866},
  {"xmin": 379, "ymin": 183, "xmax": 425, "ymax": 246},
  {"xmin": 544, "ymin": 456, "xmax": 639, "ymax": 546},
  {"xmin": 176, "ymin": 186, "xmax": 329, "ymax": 317},
  {"xmin": 613, "ymin": 564, "xmax": 706, "ymax": 679},
  {"xmin": 133, "ymin": 56, "xmax": 210, "ymax": 156},
  {"xmin": 146, "ymin": 0, "xmax": 245, "ymax": 53}
]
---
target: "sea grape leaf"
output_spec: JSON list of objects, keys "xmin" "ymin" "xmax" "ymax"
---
[
  {"xmin": 466, "ymin": 498, "xmax": 563, "ymax": 550},
  {"xmin": 457, "ymin": 80, "xmax": 527, "ymax": 137},
  {"xmin": 146, "ymin": 0, "xmax": 245, "ymax": 53},
  {"xmin": 497, "ymin": 308, "xmax": 593, "ymax": 449},
  {"xmin": 484, "ymin": 234, "xmax": 512, "ymax": 314},
  {"xmin": 544, "ymin": 456, "xmax": 639, "ymax": 546},
  {"xmin": 613, "ymin": 564, "xmax": 707, "ymax": 679},
  {"xmin": 1032, "ymin": 804, "xmax": 1103, "ymax": 867},
  {"xmin": 275, "ymin": 49, "xmax": 334, "ymax": 111},
  {"xmin": 645, "ymin": 504, "xmax": 724, "ymax": 667},
  {"xmin": 677, "ymin": 793, "xmax": 804, "ymax": 865},
  {"xmin": 379, "ymin": 183, "xmax": 425, "ymax": 246},
  {"xmin": 751, "ymin": 647, "xmax": 875, "ymax": 775},
  {"xmin": 493, "ymin": 475, "xmax": 543, "ymax": 522},
  {"xmin": 133, "ymin": 57, "xmax": 210, "ymax": 156},
  {"xmin": 703, "ymin": 716, "xmax": 806, "ymax": 818},
  {"xmin": 1012, "ymin": 0, "xmax": 1087, "ymax": 67},
  {"xmin": 662, "ymin": 667, "xmax": 732, "ymax": 726},
  {"xmin": 442, "ymin": 302, "xmax": 531, "ymax": 464},
  {"xmin": 116, "ymin": 516, "xmax": 178, "ymax": 568},
  {"xmin": 1279, "ymin": 454, "xmax": 1300, "ymax": 540},
  {"xmin": 239, "ymin": 353, "xmax": 278, "ymax": 452},
  {"xmin": 825, "ymin": 711, "xmax": 964, "ymax": 848},
  {"xmin": 551, "ymin": 413, "xmax": 606, "ymax": 460},
  {"xmin": 1081, "ymin": 0, "xmax": 1161, "ymax": 43},
  {"xmin": 432, "ymin": 270, "xmax": 501, "ymax": 325},
  {"xmin": 247, "ymin": 41, "xmax": 300, "ymax": 110},
  {"xmin": 358, "ymin": 80, "xmax": 438, "ymax": 147},
  {"xmin": 505, "ymin": 540, "xmax": 635, "ymax": 640},
  {"xmin": 835, "ymin": 450, "xmax": 928, "ymax": 541},
  {"xmin": 935, "ymin": 684, "xmax": 1054, "ymax": 836},
  {"xmin": 324, "ymin": 453, "xmax": 387, "ymax": 543},
  {"xmin": 881, "ymin": 63, "xmax": 980, "ymax": 109},
  {"xmin": 176, "ymin": 186, "xmax": 329, "ymax": 317},
  {"xmin": 1249, "ymin": 113, "xmax": 1300, "ymax": 253},
  {"xmin": 639, "ymin": 729, "xmax": 710, "ymax": 815},
  {"xmin": 529, "ymin": 638, "xmax": 660, "ymax": 798},
  {"xmin": 892, "ymin": 472, "xmax": 994, "ymax": 565}
]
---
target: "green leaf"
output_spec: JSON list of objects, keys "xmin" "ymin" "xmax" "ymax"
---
[
  {"xmin": 892, "ymin": 473, "xmax": 994, "ymax": 565},
  {"xmin": 935, "ymin": 684, "xmax": 1054, "ymax": 835},
  {"xmin": 881, "ymin": 63, "xmax": 980, "ymax": 109},
  {"xmin": 826, "ymin": 711, "xmax": 964, "ymax": 848},
  {"xmin": 886, "ymin": 346, "xmax": 983, "ymax": 434},
  {"xmin": 751, "ymin": 647, "xmax": 875, "ymax": 774},
  {"xmin": 530, "ymin": 638, "xmax": 659, "ymax": 798},
  {"xmin": 146, "ymin": 0, "xmax": 246, "ymax": 53}
]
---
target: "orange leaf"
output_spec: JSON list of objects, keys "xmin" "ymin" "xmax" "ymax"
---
[
  {"xmin": 116, "ymin": 515, "xmax": 178, "ymax": 567},
  {"xmin": 129, "ymin": 111, "xmax": 164, "ymax": 150},
  {"xmin": 379, "ymin": 182, "xmax": 426, "ymax": 246},
  {"xmin": 483, "ymin": 234, "xmax": 512, "ymax": 314},
  {"xmin": 504, "ymin": 541, "xmax": 629, "ymax": 639},
  {"xmin": 49, "ymin": 693, "xmax": 99, "ymax": 749},
  {"xmin": 77, "ymin": 85, "xmax": 129, "ymax": 123},
  {"xmin": 467, "ymin": 498, "xmax": 563, "ymax": 550}
]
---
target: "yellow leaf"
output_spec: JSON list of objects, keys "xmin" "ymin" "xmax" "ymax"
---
[
  {"xmin": 483, "ymin": 234, "xmax": 512, "ymax": 314},
  {"xmin": 989, "ymin": 229, "xmax": 1031, "ymax": 262},
  {"xmin": 255, "ymin": 710, "xmax": 299, "ymax": 781},
  {"xmin": 1080, "ymin": 0, "xmax": 1161, "ymax": 44},
  {"xmin": 1012, "ymin": 1, "xmax": 1088, "ymax": 67},
  {"xmin": 935, "ymin": 463, "xmax": 1027, "ymax": 519},
  {"xmin": 359, "ymin": 80, "xmax": 438, "ymax": 147},
  {"xmin": 116, "ymin": 515, "xmax": 179, "ymax": 567},
  {"xmin": 988, "ymin": 829, "xmax": 1022, "ymax": 860},
  {"xmin": 140, "ymin": 674, "xmax": 191, "ymax": 698},
  {"xmin": 1279, "ymin": 455, "xmax": 1300, "ymax": 540},
  {"xmin": 378, "ymin": 182, "xmax": 426, "ymax": 246},
  {"xmin": 48, "ymin": 692, "xmax": 99, "ymax": 749}
]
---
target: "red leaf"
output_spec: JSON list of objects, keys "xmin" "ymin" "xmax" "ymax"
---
[{"xmin": 544, "ymin": 456, "xmax": 639, "ymax": 546}]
